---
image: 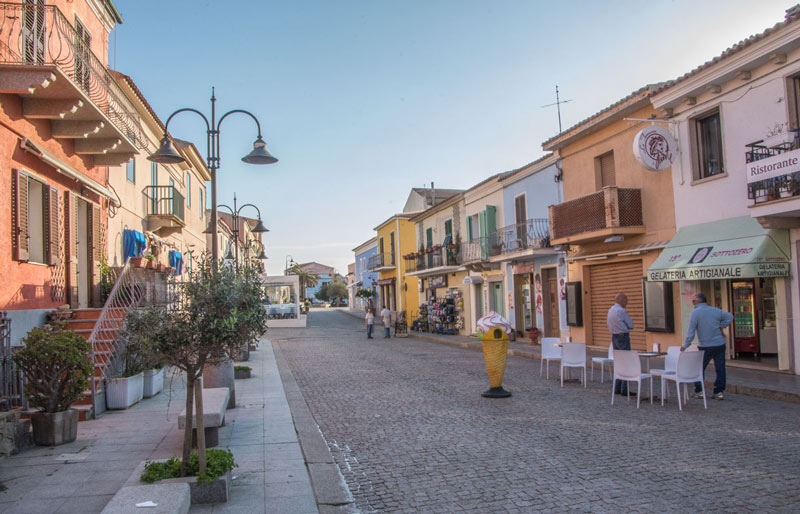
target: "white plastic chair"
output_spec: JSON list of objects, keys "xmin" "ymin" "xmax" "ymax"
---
[
  {"xmin": 610, "ymin": 350, "xmax": 652, "ymax": 408},
  {"xmin": 649, "ymin": 346, "xmax": 680, "ymax": 399},
  {"xmin": 661, "ymin": 350, "xmax": 707, "ymax": 410},
  {"xmin": 539, "ymin": 338, "xmax": 562, "ymax": 379},
  {"xmin": 560, "ymin": 342, "xmax": 587, "ymax": 388},
  {"xmin": 591, "ymin": 344, "xmax": 614, "ymax": 383}
]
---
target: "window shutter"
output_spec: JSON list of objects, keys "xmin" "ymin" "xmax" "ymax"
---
[
  {"xmin": 485, "ymin": 205, "xmax": 497, "ymax": 234},
  {"xmin": 467, "ymin": 216, "xmax": 473, "ymax": 242},
  {"xmin": 45, "ymin": 185, "xmax": 60, "ymax": 265},
  {"xmin": 599, "ymin": 152, "xmax": 616, "ymax": 187},
  {"xmin": 89, "ymin": 203, "xmax": 102, "ymax": 306},
  {"xmin": 66, "ymin": 193, "xmax": 79, "ymax": 307},
  {"xmin": 12, "ymin": 169, "xmax": 30, "ymax": 261}
]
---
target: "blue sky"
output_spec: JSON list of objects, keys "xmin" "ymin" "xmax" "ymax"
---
[{"xmin": 112, "ymin": 0, "xmax": 790, "ymax": 275}]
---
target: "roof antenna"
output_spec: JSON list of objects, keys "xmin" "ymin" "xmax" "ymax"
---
[{"xmin": 542, "ymin": 85, "xmax": 572, "ymax": 134}]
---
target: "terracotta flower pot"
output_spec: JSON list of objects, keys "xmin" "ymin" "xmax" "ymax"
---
[{"xmin": 129, "ymin": 257, "xmax": 145, "ymax": 268}]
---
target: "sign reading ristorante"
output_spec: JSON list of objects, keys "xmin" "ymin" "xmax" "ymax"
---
[{"xmin": 746, "ymin": 148, "xmax": 800, "ymax": 183}]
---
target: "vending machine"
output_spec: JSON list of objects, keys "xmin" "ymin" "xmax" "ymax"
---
[{"xmin": 731, "ymin": 280, "xmax": 758, "ymax": 355}]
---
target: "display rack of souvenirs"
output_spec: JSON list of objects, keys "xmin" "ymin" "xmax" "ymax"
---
[
  {"xmin": 428, "ymin": 294, "xmax": 457, "ymax": 334},
  {"xmin": 414, "ymin": 304, "xmax": 429, "ymax": 332},
  {"xmin": 395, "ymin": 310, "xmax": 408, "ymax": 337}
]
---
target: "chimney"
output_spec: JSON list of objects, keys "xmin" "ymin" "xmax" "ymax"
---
[{"xmin": 430, "ymin": 181, "xmax": 435, "ymax": 206}]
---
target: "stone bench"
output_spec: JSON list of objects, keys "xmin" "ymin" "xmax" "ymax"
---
[
  {"xmin": 100, "ymin": 483, "xmax": 190, "ymax": 514},
  {"xmin": 178, "ymin": 387, "xmax": 230, "ymax": 447}
]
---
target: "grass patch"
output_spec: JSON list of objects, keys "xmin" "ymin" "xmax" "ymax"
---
[
  {"xmin": 141, "ymin": 449, "xmax": 236, "ymax": 485},
  {"xmin": 233, "ymin": 365, "xmax": 251, "ymax": 372}
]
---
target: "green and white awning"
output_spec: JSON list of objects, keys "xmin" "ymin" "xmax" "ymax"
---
[{"xmin": 647, "ymin": 216, "xmax": 790, "ymax": 281}]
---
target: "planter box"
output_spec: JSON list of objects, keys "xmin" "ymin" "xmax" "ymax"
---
[
  {"xmin": 143, "ymin": 367, "xmax": 166, "ymax": 398},
  {"xmin": 127, "ymin": 460, "xmax": 231, "ymax": 505},
  {"xmin": 234, "ymin": 368, "xmax": 251, "ymax": 379},
  {"xmin": 106, "ymin": 372, "xmax": 144, "ymax": 409},
  {"xmin": 31, "ymin": 409, "xmax": 78, "ymax": 446}
]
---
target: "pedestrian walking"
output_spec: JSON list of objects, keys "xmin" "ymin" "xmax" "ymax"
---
[
  {"xmin": 365, "ymin": 308, "xmax": 375, "ymax": 339},
  {"xmin": 607, "ymin": 293, "xmax": 634, "ymax": 395},
  {"xmin": 681, "ymin": 292, "xmax": 734, "ymax": 400},
  {"xmin": 380, "ymin": 305, "xmax": 392, "ymax": 339}
]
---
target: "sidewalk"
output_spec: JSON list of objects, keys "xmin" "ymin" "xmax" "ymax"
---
[
  {"xmin": 342, "ymin": 308, "xmax": 800, "ymax": 404},
  {"xmin": 0, "ymin": 338, "xmax": 346, "ymax": 514}
]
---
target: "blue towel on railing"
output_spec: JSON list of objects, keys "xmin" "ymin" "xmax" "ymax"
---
[
  {"xmin": 169, "ymin": 250, "xmax": 184, "ymax": 275},
  {"xmin": 123, "ymin": 229, "xmax": 147, "ymax": 261}
]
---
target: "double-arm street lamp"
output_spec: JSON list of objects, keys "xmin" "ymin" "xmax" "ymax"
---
[
  {"xmin": 147, "ymin": 88, "xmax": 277, "ymax": 271},
  {"xmin": 218, "ymin": 193, "xmax": 268, "ymax": 274},
  {"xmin": 284, "ymin": 255, "xmax": 296, "ymax": 275}
]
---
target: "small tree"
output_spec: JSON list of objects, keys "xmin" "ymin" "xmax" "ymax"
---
[
  {"xmin": 315, "ymin": 283, "xmax": 329, "ymax": 302},
  {"xmin": 326, "ymin": 281, "xmax": 348, "ymax": 302}
]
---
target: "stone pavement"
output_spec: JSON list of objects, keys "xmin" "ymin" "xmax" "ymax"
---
[
  {"xmin": 0, "ymin": 338, "xmax": 331, "ymax": 514},
  {"xmin": 276, "ymin": 310, "xmax": 800, "ymax": 513},
  {"xmin": 343, "ymin": 309, "xmax": 800, "ymax": 404}
]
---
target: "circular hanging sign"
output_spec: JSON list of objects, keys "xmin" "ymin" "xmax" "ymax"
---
[{"xmin": 633, "ymin": 125, "xmax": 675, "ymax": 171}]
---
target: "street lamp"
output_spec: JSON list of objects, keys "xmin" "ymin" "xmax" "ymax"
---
[
  {"xmin": 284, "ymin": 255, "xmax": 295, "ymax": 275},
  {"xmin": 147, "ymin": 88, "xmax": 277, "ymax": 271},
  {"xmin": 216, "ymin": 193, "xmax": 269, "ymax": 274}
]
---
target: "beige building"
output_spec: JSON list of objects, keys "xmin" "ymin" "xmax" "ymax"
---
[{"xmin": 106, "ymin": 73, "xmax": 209, "ymax": 275}]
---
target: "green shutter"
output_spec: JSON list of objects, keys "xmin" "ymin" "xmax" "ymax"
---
[
  {"xmin": 467, "ymin": 216, "xmax": 473, "ymax": 242},
  {"xmin": 486, "ymin": 205, "xmax": 497, "ymax": 234},
  {"xmin": 445, "ymin": 219, "xmax": 452, "ymax": 238},
  {"xmin": 479, "ymin": 211, "xmax": 488, "ymax": 259},
  {"xmin": 426, "ymin": 228, "xmax": 433, "ymax": 248}
]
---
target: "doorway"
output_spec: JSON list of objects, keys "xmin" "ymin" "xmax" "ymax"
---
[
  {"xmin": 490, "ymin": 281, "xmax": 504, "ymax": 317},
  {"xmin": 542, "ymin": 267, "xmax": 560, "ymax": 338},
  {"xmin": 77, "ymin": 198, "xmax": 90, "ymax": 308}
]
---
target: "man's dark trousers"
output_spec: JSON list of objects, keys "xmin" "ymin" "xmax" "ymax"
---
[
  {"xmin": 694, "ymin": 345, "xmax": 726, "ymax": 394},
  {"xmin": 611, "ymin": 333, "xmax": 630, "ymax": 394}
]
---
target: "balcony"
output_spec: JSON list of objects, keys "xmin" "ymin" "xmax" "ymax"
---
[
  {"xmin": 488, "ymin": 218, "xmax": 551, "ymax": 261},
  {"xmin": 403, "ymin": 246, "xmax": 461, "ymax": 277},
  {"xmin": 367, "ymin": 252, "xmax": 395, "ymax": 272},
  {"xmin": 0, "ymin": 3, "xmax": 144, "ymax": 166},
  {"xmin": 549, "ymin": 186, "xmax": 644, "ymax": 245},
  {"xmin": 144, "ymin": 185, "xmax": 185, "ymax": 233},
  {"xmin": 745, "ymin": 131, "xmax": 800, "ymax": 228}
]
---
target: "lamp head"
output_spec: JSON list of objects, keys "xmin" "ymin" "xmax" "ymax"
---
[
  {"xmin": 242, "ymin": 136, "xmax": 278, "ymax": 165},
  {"xmin": 224, "ymin": 247, "xmax": 235, "ymax": 260},
  {"xmin": 252, "ymin": 218, "xmax": 269, "ymax": 233},
  {"xmin": 148, "ymin": 136, "xmax": 185, "ymax": 164},
  {"xmin": 257, "ymin": 249, "xmax": 268, "ymax": 260}
]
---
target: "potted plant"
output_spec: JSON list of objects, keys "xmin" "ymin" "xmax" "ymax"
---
[
  {"xmin": 12, "ymin": 322, "xmax": 93, "ymax": 446},
  {"xmin": 106, "ymin": 347, "xmax": 145, "ymax": 410},
  {"xmin": 140, "ymin": 449, "xmax": 237, "ymax": 504},
  {"xmin": 233, "ymin": 365, "xmax": 251, "ymax": 379},
  {"xmin": 762, "ymin": 122, "xmax": 795, "ymax": 148},
  {"xmin": 145, "ymin": 253, "xmax": 156, "ymax": 269},
  {"xmin": 526, "ymin": 326, "xmax": 540, "ymax": 346},
  {"xmin": 129, "ymin": 256, "xmax": 146, "ymax": 268},
  {"xmin": 122, "ymin": 308, "xmax": 167, "ymax": 399}
]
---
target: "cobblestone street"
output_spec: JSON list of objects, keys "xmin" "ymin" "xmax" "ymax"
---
[{"xmin": 273, "ymin": 311, "xmax": 800, "ymax": 513}]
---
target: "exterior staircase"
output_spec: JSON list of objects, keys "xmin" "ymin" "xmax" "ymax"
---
[{"xmin": 65, "ymin": 308, "xmax": 106, "ymax": 421}]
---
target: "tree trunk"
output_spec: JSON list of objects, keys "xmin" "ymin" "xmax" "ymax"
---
[
  {"xmin": 194, "ymin": 376, "xmax": 207, "ymax": 476},
  {"xmin": 182, "ymin": 376, "xmax": 194, "ymax": 476}
]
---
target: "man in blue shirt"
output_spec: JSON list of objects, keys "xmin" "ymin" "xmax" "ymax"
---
[
  {"xmin": 607, "ymin": 293, "xmax": 635, "ymax": 395},
  {"xmin": 681, "ymin": 292, "xmax": 734, "ymax": 400}
]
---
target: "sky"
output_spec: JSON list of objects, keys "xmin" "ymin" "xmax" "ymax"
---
[{"xmin": 111, "ymin": 0, "xmax": 792, "ymax": 276}]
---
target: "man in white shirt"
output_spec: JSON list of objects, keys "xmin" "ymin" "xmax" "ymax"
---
[
  {"xmin": 607, "ymin": 293, "xmax": 634, "ymax": 395},
  {"xmin": 365, "ymin": 309, "xmax": 374, "ymax": 339},
  {"xmin": 380, "ymin": 305, "xmax": 392, "ymax": 339}
]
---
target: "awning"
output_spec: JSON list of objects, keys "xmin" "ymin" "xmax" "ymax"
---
[
  {"xmin": 20, "ymin": 138, "xmax": 120, "ymax": 206},
  {"xmin": 647, "ymin": 216, "xmax": 790, "ymax": 281},
  {"xmin": 463, "ymin": 275, "xmax": 483, "ymax": 285},
  {"xmin": 376, "ymin": 278, "xmax": 395, "ymax": 286}
]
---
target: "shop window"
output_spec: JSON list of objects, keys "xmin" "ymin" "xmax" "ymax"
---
[
  {"xmin": 692, "ymin": 109, "xmax": 725, "ymax": 180},
  {"xmin": 565, "ymin": 281, "xmax": 583, "ymax": 326},
  {"xmin": 643, "ymin": 279, "xmax": 674, "ymax": 333}
]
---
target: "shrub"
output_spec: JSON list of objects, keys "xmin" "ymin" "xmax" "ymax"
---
[
  {"xmin": 141, "ymin": 449, "xmax": 237, "ymax": 485},
  {"xmin": 233, "ymin": 365, "xmax": 251, "ymax": 372},
  {"xmin": 13, "ymin": 322, "xmax": 93, "ymax": 413}
]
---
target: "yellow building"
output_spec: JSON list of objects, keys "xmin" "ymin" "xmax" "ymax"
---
[{"xmin": 370, "ymin": 214, "xmax": 418, "ymax": 326}]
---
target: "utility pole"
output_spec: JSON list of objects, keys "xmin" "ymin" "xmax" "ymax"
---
[{"xmin": 541, "ymin": 85, "xmax": 572, "ymax": 134}]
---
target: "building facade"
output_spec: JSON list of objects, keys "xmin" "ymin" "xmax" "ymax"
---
[
  {"xmin": 299, "ymin": 262, "xmax": 335, "ymax": 302},
  {"xmin": 353, "ymin": 237, "xmax": 379, "ymax": 311},
  {"xmin": 370, "ymin": 214, "xmax": 418, "ymax": 325}
]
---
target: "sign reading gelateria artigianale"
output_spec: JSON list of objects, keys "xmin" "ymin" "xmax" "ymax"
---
[{"xmin": 746, "ymin": 148, "xmax": 800, "ymax": 183}]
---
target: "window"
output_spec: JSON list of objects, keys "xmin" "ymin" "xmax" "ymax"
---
[
  {"xmin": 789, "ymin": 74, "xmax": 800, "ymax": 130},
  {"xmin": 694, "ymin": 110, "xmax": 725, "ymax": 179},
  {"xmin": 74, "ymin": 17, "xmax": 91, "ymax": 92},
  {"xmin": 126, "ymin": 158, "xmax": 135, "ymax": 183},
  {"xmin": 565, "ymin": 281, "xmax": 583, "ymax": 326},
  {"xmin": 444, "ymin": 219, "xmax": 453, "ymax": 239},
  {"xmin": 186, "ymin": 172, "xmax": 191, "ymax": 207},
  {"xmin": 389, "ymin": 231, "xmax": 395, "ymax": 265},
  {"xmin": 199, "ymin": 187, "xmax": 204, "ymax": 218},
  {"xmin": 596, "ymin": 151, "xmax": 616, "ymax": 188},
  {"xmin": 643, "ymin": 279, "xmax": 674, "ymax": 332},
  {"xmin": 12, "ymin": 170, "xmax": 59, "ymax": 265}
]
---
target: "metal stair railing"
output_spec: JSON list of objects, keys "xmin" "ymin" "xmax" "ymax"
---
[{"xmin": 87, "ymin": 261, "xmax": 170, "ymax": 418}]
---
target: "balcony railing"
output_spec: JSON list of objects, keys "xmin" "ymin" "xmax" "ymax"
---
[
  {"xmin": 460, "ymin": 239, "xmax": 486, "ymax": 263},
  {"xmin": 745, "ymin": 130, "xmax": 800, "ymax": 204},
  {"xmin": 144, "ymin": 185, "xmax": 185, "ymax": 222},
  {"xmin": 403, "ymin": 246, "xmax": 461, "ymax": 273},
  {"xmin": 549, "ymin": 187, "xmax": 643, "ymax": 243},
  {"xmin": 0, "ymin": 2, "xmax": 144, "ymax": 148},
  {"xmin": 489, "ymin": 218, "xmax": 550, "ymax": 256},
  {"xmin": 367, "ymin": 252, "xmax": 395, "ymax": 271}
]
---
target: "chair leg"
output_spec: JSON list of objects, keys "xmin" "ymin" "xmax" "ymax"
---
[
  {"xmin": 600, "ymin": 364, "xmax": 604, "ymax": 384},
  {"xmin": 583, "ymin": 366, "xmax": 587, "ymax": 388},
  {"xmin": 540, "ymin": 358, "xmax": 544, "ymax": 377},
  {"xmin": 661, "ymin": 379, "xmax": 665, "ymax": 406},
  {"xmin": 701, "ymin": 381, "xmax": 707, "ymax": 409},
  {"xmin": 636, "ymin": 380, "xmax": 641, "ymax": 409},
  {"xmin": 676, "ymin": 382, "xmax": 682, "ymax": 411},
  {"xmin": 560, "ymin": 364, "xmax": 563, "ymax": 388},
  {"xmin": 591, "ymin": 363, "xmax": 595, "ymax": 382},
  {"xmin": 649, "ymin": 378, "xmax": 653, "ymax": 404},
  {"xmin": 611, "ymin": 378, "xmax": 615, "ymax": 405}
]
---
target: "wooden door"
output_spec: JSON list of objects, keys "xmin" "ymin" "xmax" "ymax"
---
[{"xmin": 542, "ymin": 268, "xmax": 560, "ymax": 338}]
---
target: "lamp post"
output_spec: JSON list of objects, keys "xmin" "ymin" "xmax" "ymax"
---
[
  {"xmin": 284, "ymin": 255, "xmax": 295, "ymax": 275},
  {"xmin": 217, "ymin": 193, "xmax": 269, "ymax": 274},
  {"xmin": 147, "ymin": 88, "xmax": 277, "ymax": 272}
]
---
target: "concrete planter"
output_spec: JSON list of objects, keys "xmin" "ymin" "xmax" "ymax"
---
[
  {"xmin": 163, "ymin": 470, "xmax": 232, "ymax": 504},
  {"xmin": 203, "ymin": 360, "xmax": 235, "ymax": 409},
  {"xmin": 106, "ymin": 372, "xmax": 144, "ymax": 409},
  {"xmin": 143, "ymin": 367, "xmax": 166, "ymax": 398},
  {"xmin": 235, "ymin": 342, "xmax": 250, "ymax": 362},
  {"xmin": 234, "ymin": 368, "xmax": 251, "ymax": 379},
  {"xmin": 31, "ymin": 409, "xmax": 78, "ymax": 446}
]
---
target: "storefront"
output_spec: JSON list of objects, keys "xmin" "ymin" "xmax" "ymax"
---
[
  {"xmin": 377, "ymin": 277, "xmax": 396, "ymax": 311},
  {"xmin": 413, "ymin": 272, "xmax": 469, "ymax": 334},
  {"xmin": 510, "ymin": 255, "xmax": 567, "ymax": 338},
  {"xmin": 648, "ymin": 217, "xmax": 792, "ymax": 371}
]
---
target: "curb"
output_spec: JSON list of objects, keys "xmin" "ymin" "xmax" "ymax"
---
[
  {"xmin": 272, "ymin": 341, "xmax": 358, "ymax": 513},
  {"xmin": 337, "ymin": 310, "xmax": 800, "ymax": 405}
]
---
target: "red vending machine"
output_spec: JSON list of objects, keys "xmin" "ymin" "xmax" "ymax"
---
[{"xmin": 731, "ymin": 280, "xmax": 758, "ymax": 356}]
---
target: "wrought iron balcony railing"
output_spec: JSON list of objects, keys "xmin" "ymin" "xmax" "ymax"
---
[
  {"xmin": 0, "ymin": 2, "xmax": 144, "ymax": 148},
  {"xmin": 549, "ymin": 187, "xmax": 643, "ymax": 243},
  {"xmin": 367, "ymin": 252, "xmax": 395, "ymax": 271},
  {"xmin": 745, "ymin": 129, "xmax": 800, "ymax": 204},
  {"xmin": 403, "ymin": 245, "xmax": 461, "ymax": 272},
  {"xmin": 460, "ymin": 239, "xmax": 487, "ymax": 263},
  {"xmin": 489, "ymin": 218, "xmax": 550, "ymax": 255},
  {"xmin": 144, "ymin": 185, "xmax": 185, "ymax": 222}
]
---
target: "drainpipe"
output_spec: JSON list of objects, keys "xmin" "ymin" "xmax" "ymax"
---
[{"xmin": 396, "ymin": 217, "xmax": 403, "ymax": 313}]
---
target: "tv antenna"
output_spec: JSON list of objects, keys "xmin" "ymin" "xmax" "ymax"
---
[{"xmin": 542, "ymin": 85, "xmax": 571, "ymax": 134}]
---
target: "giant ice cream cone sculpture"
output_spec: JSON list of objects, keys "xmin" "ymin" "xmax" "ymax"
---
[{"xmin": 476, "ymin": 311, "xmax": 513, "ymax": 398}]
